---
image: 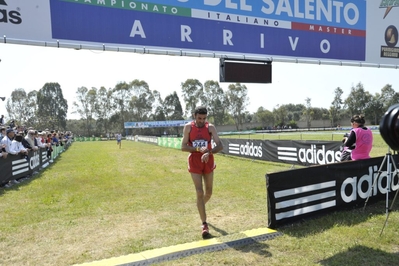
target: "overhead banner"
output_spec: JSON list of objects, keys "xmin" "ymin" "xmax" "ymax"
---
[
  {"xmin": 124, "ymin": 120, "xmax": 191, "ymax": 129},
  {"xmin": 137, "ymin": 135, "xmax": 158, "ymax": 145},
  {"xmin": 219, "ymin": 139, "xmax": 342, "ymax": 166},
  {"xmin": 266, "ymin": 155, "xmax": 399, "ymax": 228},
  {"xmin": 1, "ymin": 1, "xmax": 398, "ymax": 65}
]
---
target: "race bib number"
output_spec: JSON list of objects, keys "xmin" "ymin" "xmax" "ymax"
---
[{"xmin": 192, "ymin": 140, "xmax": 208, "ymax": 148}]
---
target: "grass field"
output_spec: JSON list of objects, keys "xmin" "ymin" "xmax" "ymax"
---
[{"xmin": 1, "ymin": 132, "xmax": 399, "ymax": 266}]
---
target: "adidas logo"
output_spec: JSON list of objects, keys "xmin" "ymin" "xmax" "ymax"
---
[{"xmin": 0, "ymin": 0, "xmax": 22, "ymax": 25}]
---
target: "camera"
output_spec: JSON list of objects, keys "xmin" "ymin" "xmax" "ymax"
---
[
  {"xmin": 342, "ymin": 132, "xmax": 350, "ymax": 143},
  {"xmin": 379, "ymin": 103, "xmax": 399, "ymax": 151}
]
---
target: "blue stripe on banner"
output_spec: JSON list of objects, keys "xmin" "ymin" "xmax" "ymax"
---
[
  {"xmin": 50, "ymin": 1, "xmax": 366, "ymax": 60},
  {"xmin": 64, "ymin": 0, "xmax": 366, "ymax": 29}
]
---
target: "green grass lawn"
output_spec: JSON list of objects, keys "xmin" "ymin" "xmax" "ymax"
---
[{"xmin": 0, "ymin": 133, "xmax": 398, "ymax": 266}]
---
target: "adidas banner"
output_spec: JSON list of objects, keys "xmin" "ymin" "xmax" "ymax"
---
[
  {"xmin": 0, "ymin": 149, "xmax": 44, "ymax": 185},
  {"xmin": 219, "ymin": 139, "xmax": 342, "ymax": 166},
  {"xmin": 266, "ymin": 156, "xmax": 398, "ymax": 228}
]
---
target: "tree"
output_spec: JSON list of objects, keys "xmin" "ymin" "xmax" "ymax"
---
[
  {"xmin": 6, "ymin": 88, "xmax": 30, "ymax": 126},
  {"xmin": 26, "ymin": 90, "xmax": 39, "ymax": 126},
  {"xmin": 129, "ymin": 79, "xmax": 154, "ymax": 122},
  {"xmin": 273, "ymin": 104, "xmax": 288, "ymax": 127},
  {"xmin": 151, "ymin": 90, "xmax": 163, "ymax": 117},
  {"xmin": 380, "ymin": 84, "xmax": 399, "ymax": 111},
  {"xmin": 95, "ymin": 86, "xmax": 115, "ymax": 136},
  {"xmin": 312, "ymin": 107, "xmax": 329, "ymax": 127},
  {"xmin": 344, "ymin": 82, "xmax": 372, "ymax": 116},
  {"xmin": 116, "ymin": 80, "xmax": 155, "ymax": 136},
  {"xmin": 37, "ymin": 82, "xmax": 68, "ymax": 130},
  {"xmin": 163, "ymin": 91, "xmax": 184, "ymax": 120},
  {"xmin": 311, "ymin": 107, "xmax": 328, "ymax": 120},
  {"xmin": 73, "ymin": 86, "xmax": 98, "ymax": 136},
  {"xmin": 255, "ymin": 107, "xmax": 274, "ymax": 128},
  {"xmin": 225, "ymin": 83, "xmax": 249, "ymax": 130},
  {"xmin": 284, "ymin": 103, "xmax": 305, "ymax": 122},
  {"xmin": 181, "ymin": 79, "xmax": 203, "ymax": 116},
  {"xmin": 160, "ymin": 91, "xmax": 184, "ymax": 135},
  {"xmin": 330, "ymin": 87, "xmax": 343, "ymax": 126},
  {"xmin": 303, "ymin": 97, "xmax": 314, "ymax": 129},
  {"xmin": 113, "ymin": 82, "xmax": 132, "ymax": 133},
  {"xmin": 203, "ymin": 80, "xmax": 227, "ymax": 125},
  {"xmin": 364, "ymin": 93, "xmax": 384, "ymax": 125}
]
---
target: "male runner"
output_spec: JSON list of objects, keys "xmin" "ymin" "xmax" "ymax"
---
[{"xmin": 181, "ymin": 106, "xmax": 223, "ymax": 238}]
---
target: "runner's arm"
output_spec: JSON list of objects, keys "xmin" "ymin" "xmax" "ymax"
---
[
  {"xmin": 181, "ymin": 123, "xmax": 196, "ymax": 153},
  {"xmin": 207, "ymin": 124, "xmax": 223, "ymax": 154}
]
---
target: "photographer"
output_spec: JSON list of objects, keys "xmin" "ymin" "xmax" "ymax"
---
[{"xmin": 343, "ymin": 115, "xmax": 373, "ymax": 160}]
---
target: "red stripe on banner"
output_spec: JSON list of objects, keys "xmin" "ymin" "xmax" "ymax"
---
[{"xmin": 292, "ymin": 22, "xmax": 366, "ymax": 37}]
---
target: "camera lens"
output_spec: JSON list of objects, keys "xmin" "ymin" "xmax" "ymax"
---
[{"xmin": 380, "ymin": 103, "xmax": 399, "ymax": 151}]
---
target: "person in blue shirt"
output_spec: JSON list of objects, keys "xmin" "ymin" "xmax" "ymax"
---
[{"xmin": 116, "ymin": 133, "xmax": 122, "ymax": 149}]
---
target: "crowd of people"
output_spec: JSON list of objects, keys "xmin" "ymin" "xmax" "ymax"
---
[{"xmin": 0, "ymin": 116, "xmax": 73, "ymax": 188}]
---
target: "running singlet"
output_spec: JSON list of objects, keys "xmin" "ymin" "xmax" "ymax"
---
[
  {"xmin": 189, "ymin": 121, "xmax": 212, "ymax": 151},
  {"xmin": 187, "ymin": 121, "xmax": 215, "ymax": 174}
]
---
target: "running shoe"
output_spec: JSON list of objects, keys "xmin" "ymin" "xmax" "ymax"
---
[{"xmin": 202, "ymin": 223, "xmax": 210, "ymax": 239}]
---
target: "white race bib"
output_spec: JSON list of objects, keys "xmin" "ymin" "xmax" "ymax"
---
[{"xmin": 192, "ymin": 139, "xmax": 208, "ymax": 148}]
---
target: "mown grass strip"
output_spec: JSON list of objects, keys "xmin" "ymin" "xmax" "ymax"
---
[{"xmin": 0, "ymin": 134, "xmax": 398, "ymax": 266}]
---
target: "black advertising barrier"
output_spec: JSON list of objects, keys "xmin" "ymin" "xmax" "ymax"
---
[
  {"xmin": 0, "ymin": 149, "xmax": 43, "ymax": 185},
  {"xmin": 219, "ymin": 139, "xmax": 342, "ymax": 166},
  {"xmin": 0, "ymin": 142, "xmax": 73, "ymax": 185},
  {"xmin": 266, "ymin": 155, "xmax": 399, "ymax": 228}
]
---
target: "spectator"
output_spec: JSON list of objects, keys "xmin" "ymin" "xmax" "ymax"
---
[
  {"xmin": 59, "ymin": 133, "xmax": 65, "ymax": 147},
  {"xmin": 0, "ymin": 115, "xmax": 4, "ymax": 125},
  {"xmin": 9, "ymin": 120, "xmax": 15, "ymax": 129},
  {"xmin": 25, "ymin": 130, "xmax": 39, "ymax": 151},
  {"xmin": 0, "ymin": 127, "xmax": 6, "ymax": 139},
  {"xmin": 343, "ymin": 115, "xmax": 373, "ymax": 160},
  {"xmin": 1, "ymin": 128, "xmax": 15, "ymax": 153},
  {"xmin": 19, "ymin": 131, "xmax": 33, "ymax": 151},
  {"xmin": 36, "ymin": 131, "xmax": 47, "ymax": 149},
  {"xmin": 46, "ymin": 133, "xmax": 54, "ymax": 162},
  {"xmin": 9, "ymin": 133, "xmax": 29, "ymax": 157},
  {"xmin": 52, "ymin": 133, "xmax": 59, "ymax": 147}
]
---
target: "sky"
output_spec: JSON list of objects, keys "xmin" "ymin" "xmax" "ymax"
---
[{"xmin": 1, "ymin": 43, "xmax": 399, "ymax": 122}]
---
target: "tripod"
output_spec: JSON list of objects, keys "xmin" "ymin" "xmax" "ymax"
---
[{"xmin": 363, "ymin": 148, "xmax": 399, "ymax": 236}]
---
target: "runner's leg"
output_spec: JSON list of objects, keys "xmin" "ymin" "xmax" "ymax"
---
[
  {"xmin": 203, "ymin": 172, "xmax": 213, "ymax": 204},
  {"xmin": 191, "ymin": 173, "xmax": 207, "ymax": 223}
]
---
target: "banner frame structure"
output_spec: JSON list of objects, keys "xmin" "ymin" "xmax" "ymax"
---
[
  {"xmin": 2, "ymin": 36, "xmax": 399, "ymax": 70},
  {"xmin": 1, "ymin": 0, "xmax": 399, "ymax": 69}
]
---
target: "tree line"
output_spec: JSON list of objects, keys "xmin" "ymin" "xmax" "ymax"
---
[{"xmin": 4, "ymin": 80, "xmax": 398, "ymax": 136}]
